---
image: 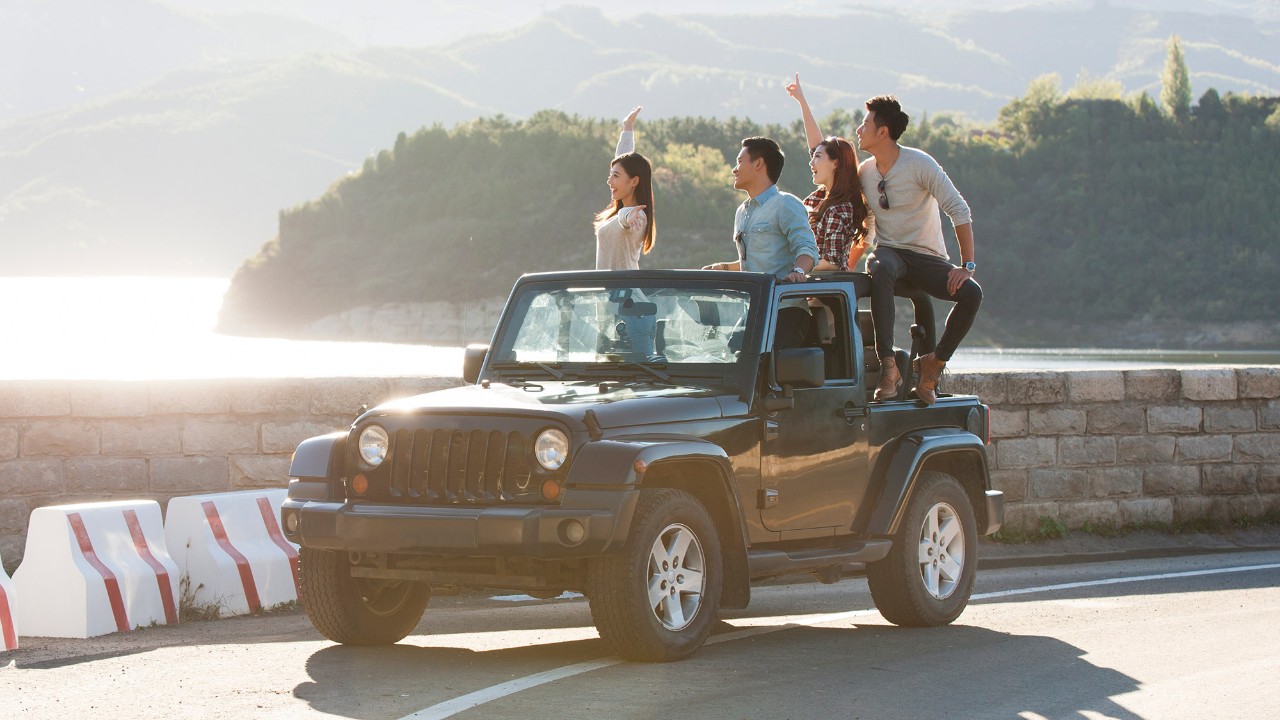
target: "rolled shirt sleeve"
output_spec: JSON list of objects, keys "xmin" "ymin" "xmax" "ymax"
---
[{"xmin": 778, "ymin": 195, "xmax": 821, "ymax": 269}]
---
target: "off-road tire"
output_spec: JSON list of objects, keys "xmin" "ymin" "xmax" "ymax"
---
[
  {"xmin": 299, "ymin": 547, "xmax": 430, "ymax": 645},
  {"xmin": 587, "ymin": 488, "xmax": 722, "ymax": 662},
  {"xmin": 867, "ymin": 471, "xmax": 977, "ymax": 627}
]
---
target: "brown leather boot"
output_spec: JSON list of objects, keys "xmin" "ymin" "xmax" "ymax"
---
[
  {"xmin": 873, "ymin": 358, "xmax": 902, "ymax": 401},
  {"xmin": 915, "ymin": 352, "xmax": 946, "ymax": 405}
]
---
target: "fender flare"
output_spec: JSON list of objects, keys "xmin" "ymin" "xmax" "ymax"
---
[
  {"xmin": 862, "ymin": 428, "xmax": 991, "ymax": 536},
  {"xmin": 286, "ymin": 432, "xmax": 348, "ymax": 502}
]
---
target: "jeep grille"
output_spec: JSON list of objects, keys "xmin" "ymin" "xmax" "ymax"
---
[{"xmin": 362, "ymin": 428, "xmax": 537, "ymax": 505}]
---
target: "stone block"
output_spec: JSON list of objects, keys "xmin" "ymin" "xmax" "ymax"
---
[
  {"xmin": 1143, "ymin": 465, "xmax": 1201, "ymax": 496},
  {"xmin": 69, "ymin": 382, "xmax": 149, "ymax": 418},
  {"xmin": 182, "ymin": 419, "xmax": 259, "ymax": 454},
  {"xmin": 0, "ymin": 536, "xmax": 22, "ymax": 575},
  {"xmin": 1147, "ymin": 406, "xmax": 1202, "ymax": 434},
  {"xmin": 995, "ymin": 437, "xmax": 1057, "ymax": 469},
  {"xmin": 1030, "ymin": 468, "xmax": 1088, "ymax": 500},
  {"xmin": 100, "ymin": 419, "xmax": 183, "ymax": 456},
  {"xmin": 1058, "ymin": 435, "xmax": 1117, "ymax": 466},
  {"xmin": 1088, "ymin": 467, "xmax": 1142, "ymax": 498},
  {"xmin": 308, "ymin": 378, "xmax": 392, "ymax": 415},
  {"xmin": 1118, "ymin": 435, "xmax": 1175, "ymax": 464},
  {"xmin": 1263, "ymin": 402, "xmax": 1280, "ymax": 430},
  {"xmin": 1000, "ymin": 502, "xmax": 1060, "ymax": 533},
  {"xmin": 1058, "ymin": 501, "xmax": 1120, "ymax": 529},
  {"xmin": 21, "ymin": 420, "xmax": 100, "ymax": 456},
  {"xmin": 65, "ymin": 457, "xmax": 148, "ymax": 493},
  {"xmin": 1173, "ymin": 496, "xmax": 1229, "ymax": 525},
  {"xmin": 1204, "ymin": 407, "xmax": 1257, "ymax": 434},
  {"xmin": 1067, "ymin": 371, "xmax": 1125, "ymax": 403},
  {"xmin": 1124, "ymin": 369, "xmax": 1180, "ymax": 401},
  {"xmin": 1181, "ymin": 369, "xmax": 1237, "ymax": 401},
  {"xmin": 1234, "ymin": 434, "xmax": 1280, "ymax": 463},
  {"xmin": 0, "ymin": 498, "xmax": 27, "ymax": 535},
  {"xmin": 989, "ymin": 469, "xmax": 1027, "ymax": 503},
  {"xmin": 1260, "ymin": 466, "xmax": 1280, "ymax": 493},
  {"xmin": 229, "ymin": 380, "xmax": 312, "ymax": 414},
  {"xmin": 989, "ymin": 409, "xmax": 1027, "ymax": 438},
  {"xmin": 149, "ymin": 456, "xmax": 229, "ymax": 493},
  {"xmin": 260, "ymin": 421, "xmax": 344, "ymax": 454},
  {"xmin": 0, "ymin": 424, "xmax": 17, "ymax": 460},
  {"xmin": 1175, "ymin": 434, "xmax": 1232, "ymax": 463},
  {"xmin": 148, "ymin": 380, "xmax": 232, "ymax": 414},
  {"xmin": 0, "ymin": 459, "xmax": 65, "ymax": 495},
  {"xmin": 946, "ymin": 373, "xmax": 1009, "ymax": 404},
  {"xmin": 229, "ymin": 454, "xmax": 293, "ymax": 489},
  {"xmin": 1086, "ymin": 407, "xmax": 1145, "ymax": 434},
  {"xmin": 1228, "ymin": 495, "xmax": 1267, "ymax": 520},
  {"xmin": 1237, "ymin": 368, "xmax": 1280, "ymax": 399},
  {"xmin": 1028, "ymin": 408, "xmax": 1086, "ymax": 436},
  {"xmin": 1119, "ymin": 498, "xmax": 1174, "ymax": 525},
  {"xmin": 0, "ymin": 381, "xmax": 71, "ymax": 417},
  {"xmin": 1005, "ymin": 372, "xmax": 1066, "ymax": 405},
  {"xmin": 1202, "ymin": 465, "xmax": 1257, "ymax": 495}
]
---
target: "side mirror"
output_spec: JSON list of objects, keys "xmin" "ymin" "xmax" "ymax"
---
[
  {"xmin": 463, "ymin": 344, "xmax": 489, "ymax": 384},
  {"xmin": 775, "ymin": 347, "xmax": 825, "ymax": 389}
]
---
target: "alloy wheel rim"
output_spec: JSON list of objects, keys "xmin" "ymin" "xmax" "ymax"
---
[
  {"xmin": 917, "ymin": 501, "xmax": 965, "ymax": 600},
  {"xmin": 646, "ymin": 522, "xmax": 706, "ymax": 631}
]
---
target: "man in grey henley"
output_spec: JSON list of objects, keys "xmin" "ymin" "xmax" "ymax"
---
[
  {"xmin": 705, "ymin": 136, "xmax": 820, "ymax": 349},
  {"xmin": 856, "ymin": 95, "xmax": 982, "ymax": 405}
]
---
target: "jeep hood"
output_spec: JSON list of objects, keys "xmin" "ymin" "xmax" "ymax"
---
[{"xmin": 371, "ymin": 381, "xmax": 727, "ymax": 428}]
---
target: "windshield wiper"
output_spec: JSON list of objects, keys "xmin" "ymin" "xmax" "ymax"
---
[
  {"xmin": 491, "ymin": 361, "xmax": 565, "ymax": 380},
  {"xmin": 587, "ymin": 362, "xmax": 671, "ymax": 382}
]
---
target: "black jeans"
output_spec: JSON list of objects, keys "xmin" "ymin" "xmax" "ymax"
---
[{"xmin": 868, "ymin": 246, "xmax": 982, "ymax": 362}]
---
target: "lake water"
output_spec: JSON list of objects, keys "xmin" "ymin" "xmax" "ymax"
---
[{"xmin": 1, "ymin": 277, "xmax": 1276, "ymax": 380}]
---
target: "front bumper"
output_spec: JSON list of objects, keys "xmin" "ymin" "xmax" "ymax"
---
[{"xmin": 281, "ymin": 489, "xmax": 638, "ymax": 558}]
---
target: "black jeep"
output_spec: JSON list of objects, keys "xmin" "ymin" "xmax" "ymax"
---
[{"xmin": 280, "ymin": 269, "xmax": 1003, "ymax": 661}]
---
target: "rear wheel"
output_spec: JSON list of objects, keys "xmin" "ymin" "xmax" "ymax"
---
[
  {"xmin": 867, "ymin": 471, "xmax": 977, "ymax": 626},
  {"xmin": 299, "ymin": 548, "xmax": 430, "ymax": 645},
  {"xmin": 588, "ymin": 489, "xmax": 722, "ymax": 662}
]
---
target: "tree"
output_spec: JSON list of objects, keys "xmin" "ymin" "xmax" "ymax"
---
[{"xmin": 1160, "ymin": 35, "xmax": 1191, "ymax": 122}]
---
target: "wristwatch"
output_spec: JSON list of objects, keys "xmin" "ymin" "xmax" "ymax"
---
[
  {"xmin": 791, "ymin": 266, "xmax": 806, "ymax": 276},
  {"xmin": 963, "ymin": 261, "xmax": 977, "ymax": 273}
]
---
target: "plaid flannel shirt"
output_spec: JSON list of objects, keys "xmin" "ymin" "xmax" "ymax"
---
[{"xmin": 803, "ymin": 187, "xmax": 865, "ymax": 271}]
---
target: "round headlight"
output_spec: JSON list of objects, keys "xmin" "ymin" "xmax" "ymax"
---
[
  {"xmin": 534, "ymin": 428, "xmax": 570, "ymax": 471},
  {"xmin": 358, "ymin": 425, "xmax": 390, "ymax": 467}
]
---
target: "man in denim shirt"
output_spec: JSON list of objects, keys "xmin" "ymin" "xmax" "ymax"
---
[{"xmin": 705, "ymin": 137, "xmax": 820, "ymax": 348}]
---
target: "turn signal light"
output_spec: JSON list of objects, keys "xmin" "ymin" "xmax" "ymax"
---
[
  {"xmin": 541, "ymin": 478, "xmax": 562, "ymax": 502},
  {"xmin": 351, "ymin": 474, "xmax": 369, "ymax": 494}
]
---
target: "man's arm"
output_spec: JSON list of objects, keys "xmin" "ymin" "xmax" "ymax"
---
[
  {"xmin": 947, "ymin": 222, "xmax": 975, "ymax": 295},
  {"xmin": 703, "ymin": 260, "xmax": 742, "ymax": 271},
  {"xmin": 779, "ymin": 196, "xmax": 820, "ymax": 281}
]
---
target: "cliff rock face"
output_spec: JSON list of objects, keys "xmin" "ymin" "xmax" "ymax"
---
[{"xmin": 301, "ymin": 298, "xmax": 507, "ymax": 345}]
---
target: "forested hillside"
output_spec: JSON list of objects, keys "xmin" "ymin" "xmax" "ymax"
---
[{"xmin": 218, "ymin": 80, "xmax": 1280, "ymax": 345}]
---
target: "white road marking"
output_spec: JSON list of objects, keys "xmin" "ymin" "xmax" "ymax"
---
[{"xmin": 401, "ymin": 561, "xmax": 1280, "ymax": 720}]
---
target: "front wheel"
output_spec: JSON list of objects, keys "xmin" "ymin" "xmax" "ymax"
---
[
  {"xmin": 867, "ymin": 471, "xmax": 978, "ymax": 627},
  {"xmin": 587, "ymin": 489, "xmax": 722, "ymax": 662},
  {"xmin": 299, "ymin": 548, "xmax": 430, "ymax": 645}
]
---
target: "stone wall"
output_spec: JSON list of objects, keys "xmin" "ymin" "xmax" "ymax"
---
[{"xmin": 2, "ymin": 368, "xmax": 1278, "ymax": 573}]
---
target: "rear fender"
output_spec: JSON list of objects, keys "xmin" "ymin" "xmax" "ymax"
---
[{"xmin": 862, "ymin": 428, "xmax": 992, "ymax": 536}]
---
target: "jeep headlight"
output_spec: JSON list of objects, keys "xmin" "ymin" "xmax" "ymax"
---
[
  {"xmin": 534, "ymin": 428, "xmax": 570, "ymax": 471},
  {"xmin": 358, "ymin": 425, "xmax": 390, "ymax": 467}
]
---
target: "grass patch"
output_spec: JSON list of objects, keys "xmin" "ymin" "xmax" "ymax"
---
[{"xmin": 178, "ymin": 575, "xmax": 227, "ymax": 621}]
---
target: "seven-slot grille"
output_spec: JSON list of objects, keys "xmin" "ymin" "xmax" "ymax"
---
[{"xmin": 366, "ymin": 427, "xmax": 537, "ymax": 505}]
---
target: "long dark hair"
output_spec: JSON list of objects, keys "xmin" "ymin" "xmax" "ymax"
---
[
  {"xmin": 813, "ymin": 136, "xmax": 868, "ymax": 245},
  {"xmin": 595, "ymin": 152, "xmax": 656, "ymax": 254}
]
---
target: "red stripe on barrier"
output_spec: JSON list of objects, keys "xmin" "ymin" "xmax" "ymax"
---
[
  {"xmin": 67, "ymin": 512, "xmax": 130, "ymax": 633},
  {"xmin": 0, "ymin": 584, "xmax": 17, "ymax": 650},
  {"xmin": 201, "ymin": 501, "xmax": 262, "ymax": 613},
  {"xmin": 123, "ymin": 510, "xmax": 178, "ymax": 625},
  {"xmin": 256, "ymin": 497, "xmax": 300, "ymax": 597}
]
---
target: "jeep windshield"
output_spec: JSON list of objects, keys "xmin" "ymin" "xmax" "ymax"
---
[{"xmin": 491, "ymin": 282, "xmax": 754, "ymax": 373}]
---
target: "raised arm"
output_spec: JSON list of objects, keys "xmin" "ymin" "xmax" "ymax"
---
[
  {"xmin": 616, "ymin": 105, "xmax": 641, "ymax": 156},
  {"xmin": 785, "ymin": 73, "xmax": 824, "ymax": 150}
]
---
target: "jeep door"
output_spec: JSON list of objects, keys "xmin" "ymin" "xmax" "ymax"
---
[{"xmin": 759, "ymin": 288, "xmax": 871, "ymax": 534}]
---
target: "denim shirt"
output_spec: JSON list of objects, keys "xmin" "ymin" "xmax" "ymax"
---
[{"xmin": 733, "ymin": 185, "xmax": 820, "ymax": 277}]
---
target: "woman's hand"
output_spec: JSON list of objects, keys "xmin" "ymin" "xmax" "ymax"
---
[
  {"xmin": 622, "ymin": 106, "xmax": 642, "ymax": 131},
  {"xmin": 785, "ymin": 73, "xmax": 806, "ymax": 104}
]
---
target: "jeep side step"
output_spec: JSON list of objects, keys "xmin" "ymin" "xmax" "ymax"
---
[{"xmin": 746, "ymin": 539, "xmax": 892, "ymax": 580}]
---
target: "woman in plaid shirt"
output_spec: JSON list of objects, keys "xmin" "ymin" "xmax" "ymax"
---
[{"xmin": 786, "ymin": 74, "xmax": 870, "ymax": 271}]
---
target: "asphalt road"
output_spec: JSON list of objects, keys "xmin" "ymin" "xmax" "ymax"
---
[{"xmin": 3, "ymin": 550, "xmax": 1278, "ymax": 720}]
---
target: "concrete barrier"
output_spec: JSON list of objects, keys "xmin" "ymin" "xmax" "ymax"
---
[
  {"xmin": 164, "ymin": 489, "xmax": 298, "ymax": 616},
  {"xmin": 1, "ymin": 546, "xmax": 17, "ymax": 651},
  {"xmin": 13, "ymin": 500, "xmax": 178, "ymax": 638}
]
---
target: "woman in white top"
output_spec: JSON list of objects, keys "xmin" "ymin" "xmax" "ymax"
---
[{"xmin": 595, "ymin": 106, "xmax": 655, "ymax": 270}]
